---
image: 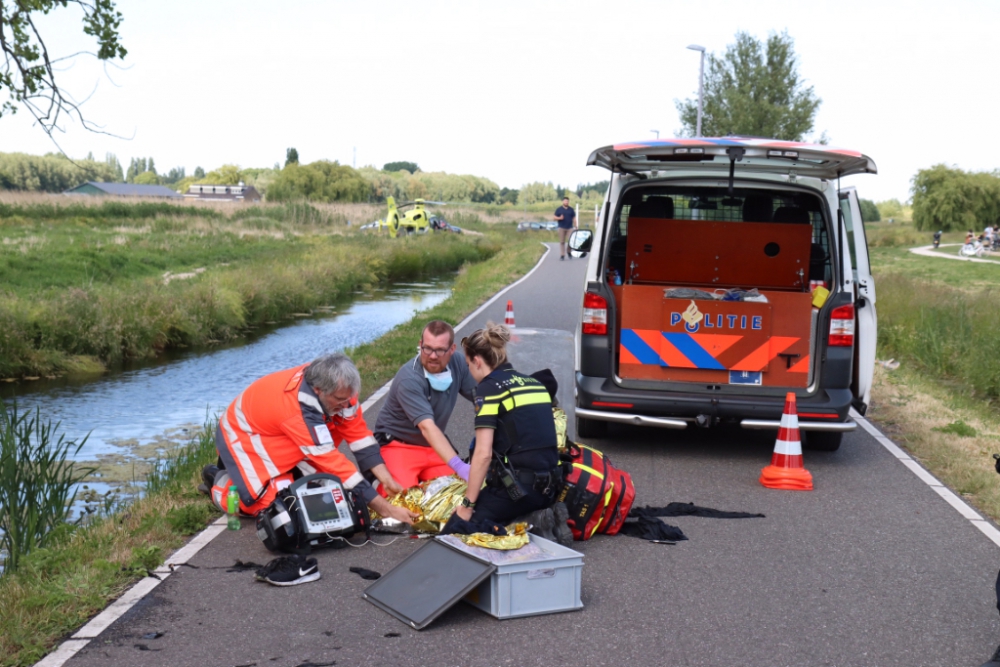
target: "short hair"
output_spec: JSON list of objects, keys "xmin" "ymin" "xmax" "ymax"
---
[
  {"xmin": 304, "ymin": 352, "xmax": 361, "ymax": 395},
  {"xmin": 423, "ymin": 320, "xmax": 454, "ymax": 346},
  {"xmin": 562, "ymin": 196, "xmax": 570, "ymax": 201},
  {"xmin": 462, "ymin": 321, "xmax": 510, "ymax": 369}
]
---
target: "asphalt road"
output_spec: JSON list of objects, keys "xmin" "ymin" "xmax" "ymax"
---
[{"xmin": 57, "ymin": 243, "xmax": 1000, "ymax": 667}]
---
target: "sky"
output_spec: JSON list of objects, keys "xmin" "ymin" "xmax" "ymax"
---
[{"xmin": 2, "ymin": 0, "xmax": 999, "ymax": 203}]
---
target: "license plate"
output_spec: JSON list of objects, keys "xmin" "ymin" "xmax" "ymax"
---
[{"xmin": 729, "ymin": 371, "xmax": 762, "ymax": 386}]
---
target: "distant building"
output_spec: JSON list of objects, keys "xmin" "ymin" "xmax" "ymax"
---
[
  {"xmin": 184, "ymin": 184, "xmax": 261, "ymax": 202},
  {"xmin": 64, "ymin": 182, "xmax": 182, "ymax": 198}
]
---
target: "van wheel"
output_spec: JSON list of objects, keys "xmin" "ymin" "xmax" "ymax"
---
[
  {"xmin": 803, "ymin": 431, "xmax": 842, "ymax": 451},
  {"xmin": 576, "ymin": 415, "xmax": 607, "ymax": 439}
]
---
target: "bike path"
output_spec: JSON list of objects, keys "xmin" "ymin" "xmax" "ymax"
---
[{"xmin": 48, "ymin": 243, "xmax": 1000, "ymax": 667}]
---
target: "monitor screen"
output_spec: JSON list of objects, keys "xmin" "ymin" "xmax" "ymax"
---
[{"xmin": 301, "ymin": 489, "xmax": 343, "ymax": 523}]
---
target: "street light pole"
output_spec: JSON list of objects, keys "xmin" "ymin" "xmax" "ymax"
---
[
  {"xmin": 651, "ymin": 129, "xmax": 659, "ymax": 139},
  {"xmin": 687, "ymin": 44, "xmax": 706, "ymax": 137}
]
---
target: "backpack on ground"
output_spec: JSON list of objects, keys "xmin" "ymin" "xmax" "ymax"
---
[{"xmin": 556, "ymin": 442, "xmax": 636, "ymax": 540}]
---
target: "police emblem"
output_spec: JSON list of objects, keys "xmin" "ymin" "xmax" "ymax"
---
[{"xmin": 474, "ymin": 396, "xmax": 484, "ymax": 414}]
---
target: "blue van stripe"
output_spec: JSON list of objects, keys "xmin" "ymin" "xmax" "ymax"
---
[
  {"xmin": 621, "ymin": 329, "xmax": 664, "ymax": 366},
  {"xmin": 661, "ymin": 333, "xmax": 725, "ymax": 370}
]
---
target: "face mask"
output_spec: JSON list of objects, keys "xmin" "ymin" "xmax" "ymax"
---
[{"xmin": 424, "ymin": 367, "xmax": 453, "ymax": 392}]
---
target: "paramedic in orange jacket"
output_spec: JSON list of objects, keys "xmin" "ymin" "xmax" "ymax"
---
[{"xmin": 208, "ymin": 352, "xmax": 417, "ymax": 525}]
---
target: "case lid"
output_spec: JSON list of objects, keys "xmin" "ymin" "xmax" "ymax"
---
[{"xmin": 362, "ymin": 539, "xmax": 496, "ymax": 630}]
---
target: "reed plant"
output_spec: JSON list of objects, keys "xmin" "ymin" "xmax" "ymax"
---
[
  {"xmin": 877, "ymin": 272, "xmax": 1000, "ymax": 403},
  {"xmin": 0, "ymin": 404, "xmax": 93, "ymax": 574}
]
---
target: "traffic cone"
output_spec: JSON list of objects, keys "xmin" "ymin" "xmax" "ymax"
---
[
  {"xmin": 759, "ymin": 393, "xmax": 813, "ymax": 491},
  {"xmin": 504, "ymin": 300, "xmax": 516, "ymax": 328}
]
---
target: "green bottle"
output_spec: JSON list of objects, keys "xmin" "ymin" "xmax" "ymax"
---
[{"xmin": 226, "ymin": 485, "xmax": 241, "ymax": 530}]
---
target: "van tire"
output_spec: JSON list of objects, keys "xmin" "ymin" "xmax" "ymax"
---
[
  {"xmin": 803, "ymin": 430, "xmax": 842, "ymax": 452},
  {"xmin": 576, "ymin": 415, "xmax": 607, "ymax": 439}
]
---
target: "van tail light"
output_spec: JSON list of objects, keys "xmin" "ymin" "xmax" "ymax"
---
[
  {"xmin": 582, "ymin": 292, "xmax": 608, "ymax": 335},
  {"xmin": 828, "ymin": 304, "xmax": 855, "ymax": 347}
]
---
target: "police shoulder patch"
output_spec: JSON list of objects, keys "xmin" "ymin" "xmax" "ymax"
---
[{"xmin": 474, "ymin": 396, "xmax": 484, "ymax": 414}]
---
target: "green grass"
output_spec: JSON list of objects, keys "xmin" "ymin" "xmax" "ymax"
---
[
  {"xmin": 0, "ymin": 226, "xmax": 546, "ymax": 667},
  {"xmin": 0, "ymin": 200, "xmax": 510, "ymax": 377}
]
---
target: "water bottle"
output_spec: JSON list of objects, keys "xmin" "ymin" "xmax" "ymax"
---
[{"xmin": 226, "ymin": 485, "xmax": 241, "ymax": 530}]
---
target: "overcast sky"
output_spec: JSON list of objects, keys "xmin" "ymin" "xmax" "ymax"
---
[{"xmin": 3, "ymin": 0, "xmax": 998, "ymax": 202}]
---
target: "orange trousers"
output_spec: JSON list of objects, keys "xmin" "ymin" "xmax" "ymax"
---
[{"xmin": 379, "ymin": 441, "xmax": 454, "ymax": 496}]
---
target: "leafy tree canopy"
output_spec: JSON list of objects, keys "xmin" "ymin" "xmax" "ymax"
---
[
  {"xmin": 0, "ymin": 151, "xmax": 118, "ymax": 191},
  {"xmin": 196, "ymin": 164, "xmax": 242, "ymax": 185},
  {"xmin": 859, "ymin": 198, "xmax": 880, "ymax": 223},
  {"xmin": 383, "ymin": 161, "xmax": 419, "ymax": 174},
  {"xmin": 675, "ymin": 30, "xmax": 821, "ymax": 141},
  {"xmin": 0, "ymin": 0, "xmax": 127, "ymax": 138},
  {"xmin": 911, "ymin": 164, "xmax": 1000, "ymax": 232},
  {"xmin": 285, "ymin": 147, "xmax": 298, "ymax": 166},
  {"xmin": 268, "ymin": 161, "xmax": 369, "ymax": 203}
]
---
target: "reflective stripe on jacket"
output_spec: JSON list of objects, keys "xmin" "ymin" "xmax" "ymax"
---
[{"xmin": 216, "ymin": 364, "xmax": 376, "ymax": 506}]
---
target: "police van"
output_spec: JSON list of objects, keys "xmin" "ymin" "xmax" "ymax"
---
[{"xmin": 568, "ymin": 138, "xmax": 877, "ymax": 451}]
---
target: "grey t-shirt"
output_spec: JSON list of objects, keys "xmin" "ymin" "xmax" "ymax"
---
[{"xmin": 374, "ymin": 352, "xmax": 476, "ymax": 449}]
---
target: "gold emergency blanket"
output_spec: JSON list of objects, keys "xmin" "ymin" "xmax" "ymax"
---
[
  {"xmin": 456, "ymin": 522, "xmax": 530, "ymax": 550},
  {"xmin": 371, "ymin": 475, "xmax": 468, "ymax": 534},
  {"xmin": 553, "ymin": 407, "xmax": 568, "ymax": 452}
]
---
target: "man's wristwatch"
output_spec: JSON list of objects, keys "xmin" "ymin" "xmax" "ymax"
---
[{"xmin": 461, "ymin": 497, "xmax": 476, "ymax": 509}]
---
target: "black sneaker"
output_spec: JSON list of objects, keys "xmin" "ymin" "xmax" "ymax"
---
[
  {"xmin": 551, "ymin": 502, "xmax": 574, "ymax": 547},
  {"xmin": 254, "ymin": 555, "xmax": 320, "ymax": 586},
  {"xmin": 981, "ymin": 643, "xmax": 1000, "ymax": 667}
]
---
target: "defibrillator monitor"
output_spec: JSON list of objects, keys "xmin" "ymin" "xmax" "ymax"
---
[{"xmin": 297, "ymin": 483, "xmax": 355, "ymax": 534}]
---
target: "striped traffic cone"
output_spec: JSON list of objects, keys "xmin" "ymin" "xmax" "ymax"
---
[
  {"xmin": 759, "ymin": 393, "xmax": 813, "ymax": 491},
  {"xmin": 504, "ymin": 300, "xmax": 516, "ymax": 328}
]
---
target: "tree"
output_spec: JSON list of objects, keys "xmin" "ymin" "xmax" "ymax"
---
[
  {"xmin": 197, "ymin": 164, "xmax": 242, "ymax": 185},
  {"xmin": 877, "ymin": 198, "xmax": 904, "ymax": 220},
  {"xmin": 519, "ymin": 181, "xmax": 557, "ymax": 205},
  {"xmin": 133, "ymin": 170, "xmax": 159, "ymax": 185},
  {"xmin": 911, "ymin": 165, "xmax": 1000, "ymax": 232},
  {"xmin": 675, "ymin": 31, "xmax": 821, "ymax": 141},
  {"xmin": 285, "ymin": 148, "xmax": 298, "ymax": 166},
  {"xmin": 268, "ymin": 161, "xmax": 369, "ymax": 203},
  {"xmin": 858, "ymin": 198, "xmax": 880, "ymax": 223},
  {"xmin": 384, "ymin": 161, "xmax": 419, "ymax": 173},
  {"xmin": 0, "ymin": 1, "xmax": 127, "ymax": 139},
  {"xmin": 193, "ymin": 166, "xmax": 205, "ymax": 178}
]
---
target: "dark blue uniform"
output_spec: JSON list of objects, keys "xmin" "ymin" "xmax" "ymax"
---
[{"xmin": 469, "ymin": 363, "xmax": 559, "ymax": 524}]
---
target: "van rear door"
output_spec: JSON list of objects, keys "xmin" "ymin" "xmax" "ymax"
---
[{"xmin": 838, "ymin": 187, "xmax": 877, "ymax": 413}]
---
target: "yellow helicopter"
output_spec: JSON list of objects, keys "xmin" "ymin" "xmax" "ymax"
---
[{"xmin": 380, "ymin": 197, "xmax": 451, "ymax": 238}]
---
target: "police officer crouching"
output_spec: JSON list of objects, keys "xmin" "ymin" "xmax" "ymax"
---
[{"xmin": 444, "ymin": 322, "xmax": 572, "ymax": 546}]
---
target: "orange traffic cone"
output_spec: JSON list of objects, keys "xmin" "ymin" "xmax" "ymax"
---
[
  {"xmin": 759, "ymin": 393, "xmax": 813, "ymax": 491},
  {"xmin": 504, "ymin": 300, "xmax": 516, "ymax": 328}
]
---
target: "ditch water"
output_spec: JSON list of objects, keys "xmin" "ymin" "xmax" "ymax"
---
[{"xmin": 0, "ymin": 277, "xmax": 456, "ymax": 480}]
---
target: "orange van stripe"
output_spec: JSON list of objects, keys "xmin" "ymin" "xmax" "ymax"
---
[
  {"xmin": 688, "ymin": 333, "xmax": 742, "ymax": 358},
  {"xmin": 619, "ymin": 345, "xmax": 641, "ymax": 366},
  {"xmin": 659, "ymin": 336, "xmax": 697, "ymax": 368},
  {"xmin": 731, "ymin": 336, "xmax": 800, "ymax": 371},
  {"xmin": 632, "ymin": 329, "xmax": 669, "ymax": 366},
  {"xmin": 789, "ymin": 354, "xmax": 810, "ymax": 373}
]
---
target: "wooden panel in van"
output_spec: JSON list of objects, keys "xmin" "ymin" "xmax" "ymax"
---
[
  {"xmin": 624, "ymin": 218, "xmax": 812, "ymax": 289},
  {"xmin": 618, "ymin": 285, "xmax": 812, "ymax": 388}
]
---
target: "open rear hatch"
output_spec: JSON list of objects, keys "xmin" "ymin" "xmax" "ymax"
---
[{"xmin": 588, "ymin": 137, "xmax": 876, "ymax": 180}]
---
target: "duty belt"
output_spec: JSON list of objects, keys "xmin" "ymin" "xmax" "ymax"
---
[{"xmin": 491, "ymin": 466, "xmax": 560, "ymax": 495}]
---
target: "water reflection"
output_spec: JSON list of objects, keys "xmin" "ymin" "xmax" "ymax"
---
[{"xmin": 1, "ymin": 280, "xmax": 453, "ymax": 462}]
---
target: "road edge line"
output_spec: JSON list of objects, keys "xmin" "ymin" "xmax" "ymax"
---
[
  {"xmin": 33, "ymin": 519, "xmax": 229, "ymax": 666},
  {"xmin": 851, "ymin": 408, "xmax": 994, "ymax": 537},
  {"xmin": 33, "ymin": 242, "xmax": 554, "ymax": 667}
]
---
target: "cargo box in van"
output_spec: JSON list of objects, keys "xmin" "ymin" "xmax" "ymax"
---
[{"xmin": 568, "ymin": 138, "xmax": 877, "ymax": 451}]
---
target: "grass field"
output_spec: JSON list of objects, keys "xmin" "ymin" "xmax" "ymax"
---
[
  {"xmin": 0, "ymin": 196, "xmax": 556, "ymax": 378},
  {"xmin": 864, "ymin": 219, "xmax": 1000, "ymax": 530},
  {"xmin": 0, "ymin": 200, "xmax": 551, "ymax": 665}
]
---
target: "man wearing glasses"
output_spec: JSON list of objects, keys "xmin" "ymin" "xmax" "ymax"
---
[{"xmin": 353, "ymin": 320, "xmax": 477, "ymax": 494}]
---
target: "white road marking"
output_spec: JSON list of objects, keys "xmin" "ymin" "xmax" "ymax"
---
[
  {"xmin": 32, "ymin": 243, "xmax": 555, "ymax": 667},
  {"xmin": 851, "ymin": 408, "xmax": 997, "ymax": 542},
  {"xmin": 33, "ymin": 518, "xmax": 228, "ymax": 666}
]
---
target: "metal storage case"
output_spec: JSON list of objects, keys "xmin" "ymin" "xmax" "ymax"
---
[{"xmin": 438, "ymin": 534, "xmax": 585, "ymax": 619}]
